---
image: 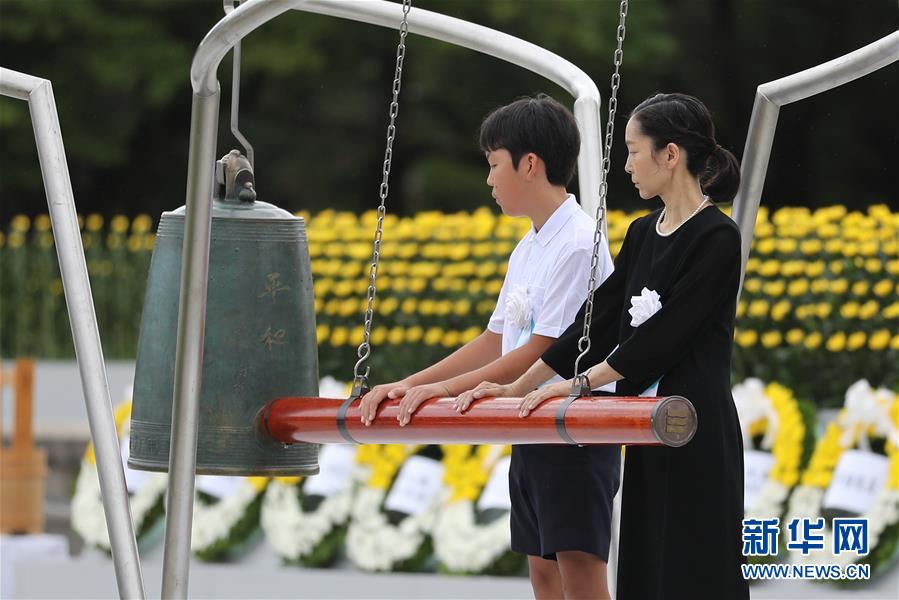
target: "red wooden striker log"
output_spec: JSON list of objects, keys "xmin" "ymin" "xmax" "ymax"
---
[{"xmin": 260, "ymin": 394, "xmax": 697, "ymax": 447}]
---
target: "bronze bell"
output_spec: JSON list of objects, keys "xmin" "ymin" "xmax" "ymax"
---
[{"xmin": 129, "ymin": 150, "xmax": 319, "ymax": 476}]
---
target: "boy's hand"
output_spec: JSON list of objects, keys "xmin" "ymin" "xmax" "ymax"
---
[
  {"xmin": 397, "ymin": 383, "xmax": 451, "ymax": 427},
  {"xmin": 453, "ymin": 380, "xmax": 504, "ymax": 413},
  {"xmin": 360, "ymin": 381, "xmax": 409, "ymax": 426},
  {"xmin": 518, "ymin": 380, "xmax": 570, "ymax": 417}
]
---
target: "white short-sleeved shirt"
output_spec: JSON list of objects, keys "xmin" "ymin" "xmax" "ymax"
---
[{"xmin": 487, "ymin": 195, "xmax": 615, "ymax": 383}]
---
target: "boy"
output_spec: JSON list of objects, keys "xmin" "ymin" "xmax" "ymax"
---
[{"xmin": 360, "ymin": 94, "xmax": 618, "ymax": 599}]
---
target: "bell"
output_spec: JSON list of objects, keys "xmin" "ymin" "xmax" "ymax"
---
[{"xmin": 129, "ymin": 150, "xmax": 319, "ymax": 476}]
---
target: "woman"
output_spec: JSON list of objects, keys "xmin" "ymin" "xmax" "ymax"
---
[{"xmin": 455, "ymin": 93, "xmax": 750, "ymax": 599}]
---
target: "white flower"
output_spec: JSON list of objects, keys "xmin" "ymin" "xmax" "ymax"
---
[
  {"xmin": 504, "ymin": 285, "xmax": 532, "ymax": 330},
  {"xmin": 733, "ymin": 378, "xmax": 779, "ymax": 450},
  {"xmin": 628, "ymin": 287, "xmax": 662, "ymax": 327},
  {"xmin": 839, "ymin": 380, "xmax": 895, "ymax": 448}
]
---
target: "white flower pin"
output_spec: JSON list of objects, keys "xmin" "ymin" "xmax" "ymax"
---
[
  {"xmin": 628, "ymin": 287, "xmax": 662, "ymax": 327},
  {"xmin": 504, "ymin": 285, "xmax": 532, "ymax": 330}
]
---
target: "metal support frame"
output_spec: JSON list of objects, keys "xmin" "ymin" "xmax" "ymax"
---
[
  {"xmin": 731, "ymin": 31, "xmax": 899, "ymax": 288},
  {"xmin": 163, "ymin": 1, "xmax": 607, "ymax": 596},
  {"xmin": 0, "ymin": 68, "xmax": 145, "ymax": 599}
]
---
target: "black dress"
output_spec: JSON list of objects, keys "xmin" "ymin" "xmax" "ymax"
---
[{"xmin": 542, "ymin": 205, "xmax": 749, "ymax": 600}]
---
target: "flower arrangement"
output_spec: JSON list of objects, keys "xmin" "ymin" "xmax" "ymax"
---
[
  {"xmin": 784, "ymin": 380, "xmax": 899, "ymax": 578},
  {"xmin": 261, "ymin": 444, "xmax": 361, "ymax": 566},
  {"xmin": 191, "ymin": 475, "xmax": 268, "ymax": 561},
  {"xmin": 71, "ymin": 399, "xmax": 168, "ymax": 552},
  {"xmin": 432, "ymin": 444, "xmax": 524, "ymax": 576},
  {"xmin": 734, "ymin": 379, "xmax": 816, "ymax": 565},
  {"xmin": 346, "ymin": 444, "xmax": 447, "ymax": 572}
]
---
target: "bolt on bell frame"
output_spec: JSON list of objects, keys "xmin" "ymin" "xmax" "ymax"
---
[{"xmin": 164, "ymin": 0, "xmax": 609, "ymax": 596}]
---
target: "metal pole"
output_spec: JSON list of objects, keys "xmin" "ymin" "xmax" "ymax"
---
[
  {"xmin": 0, "ymin": 67, "xmax": 145, "ymax": 599},
  {"xmin": 731, "ymin": 31, "xmax": 899, "ymax": 290},
  {"xmin": 160, "ymin": 90, "xmax": 220, "ymax": 599}
]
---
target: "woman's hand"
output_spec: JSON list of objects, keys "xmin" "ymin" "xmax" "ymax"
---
[
  {"xmin": 452, "ymin": 380, "xmax": 528, "ymax": 413},
  {"xmin": 359, "ymin": 380, "xmax": 410, "ymax": 426},
  {"xmin": 397, "ymin": 382, "xmax": 451, "ymax": 427},
  {"xmin": 518, "ymin": 379, "xmax": 572, "ymax": 417}
]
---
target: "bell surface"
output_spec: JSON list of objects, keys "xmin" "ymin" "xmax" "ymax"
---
[{"xmin": 129, "ymin": 197, "xmax": 320, "ymax": 476}]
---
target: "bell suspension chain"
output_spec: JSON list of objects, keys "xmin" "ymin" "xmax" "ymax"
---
[
  {"xmin": 572, "ymin": 0, "xmax": 628, "ymax": 392},
  {"xmin": 352, "ymin": 0, "xmax": 413, "ymax": 396}
]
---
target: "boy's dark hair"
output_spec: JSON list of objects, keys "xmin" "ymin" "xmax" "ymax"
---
[
  {"xmin": 630, "ymin": 93, "xmax": 741, "ymax": 203},
  {"xmin": 479, "ymin": 94, "xmax": 580, "ymax": 187}
]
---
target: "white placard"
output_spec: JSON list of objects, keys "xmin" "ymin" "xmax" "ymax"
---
[
  {"xmin": 120, "ymin": 436, "xmax": 149, "ymax": 493},
  {"xmin": 384, "ymin": 455, "xmax": 445, "ymax": 516},
  {"xmin": 303, "ymin": 444, "xmax": 357, "ymax": 497},
  {"xmin": 822, "ymin": 449, "xmax": 890, "ymax": 515},
  {"xmin": 743, "ymin": 449, "xmax": 776, "ymax": 510},
  {"xmin": 477, "ymin": 455, "xmax": 512, "ymax": 512},
  {"xmin": 195, "ymin": 474, "xmax": 245, "ymax": 499}
]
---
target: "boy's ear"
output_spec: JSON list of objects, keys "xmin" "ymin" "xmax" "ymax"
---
[{"xmin": 521, "ymin": 152, "xmax": 541, "ymax": 180}]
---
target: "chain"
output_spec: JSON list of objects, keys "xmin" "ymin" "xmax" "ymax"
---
[
  {"xmin": 353, "ymin": 0, "xmax": 412, "ymax": 394},
  {"xmin": 572, "ymin": 0, "xmax": 628, "ymax": 386}
]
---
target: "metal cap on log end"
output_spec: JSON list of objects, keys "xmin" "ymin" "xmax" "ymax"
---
[{"xmin": 650, "ymin": 395, "xmax": 697, "ymax": 447}]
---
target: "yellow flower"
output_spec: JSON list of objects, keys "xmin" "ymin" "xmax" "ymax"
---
[
  {"xmin": 316, "ymin": 324, "xmax": 329, "ymax": 343},
  {"xmin": 34, "ymin": 214, "xmax": 51, "ymax": 232},
  {"xmin": 85, "ymin": 213, "xmax": 104, "ymax": 232},
  {"xmin": 776, "ymin": 239, "xmax": 797, "ymax": 254},
  {"xmin": 736, "ymin": 301, "xmax": 746, "ymax": 318},
  {"xmin": 329, "ymin": 327, "xmax": 348, "ymax": 347},
  {"xmin": 743, "ymin": 278, "xmax": 762, "ymax": 294},
  {"xmin": 851, "ymin": 280, "xmax": 869, "ymax": 296},
  {"xmin": 787, "ymin": 279, "xmax": 809, "ymax": 297},
  {"xmin": 132, "ymin": 214, "xmax": 153, "ymax": 234},
  {"xmin": 865, "ymin": 258, "xmax": 883, "ymax": 274},
  {"xmin": 405, "ymin": 326, "xmax": 423, "ymax": 344},
  {"xmin": 829, "ymin": 260, "xmax": 845, "ymax": 275},
  {"xmin": 736, "ymin": 329, "xmax": 758, "ymax": 347},
  {"xmin": 891, "ymin": 335, "xmax": 899, "ymax": 351},
  {"xmin": 110, "ymin": 215, "xmax": 129, "ymax": 234},
  {"xmin": 11, "ymin": 214, "xmax": 30, "ymax": 232},
  {"xmin": 847, "ymin": 331, "xmax": 866, "ymax": 351},
  {"xmin": 762, "ymin": 280, "xmax": 785, "ymax": 297},
  {"xmin": 800, "ymin": 239, "xmax": 822, "ymax": 255},
  {"xmin": 759, "ymin": 260, "xmax": 780, "ymax": 277},
  {"xmin": 771, "ymin": 300, "xmax": 791, "ymax": 321},
  {"xmin": 401, "ymin": 298, "xmax": 417, "ymax": 314},
  {"xmin": 873, "ymin": 279, "xmax": 893, "ymax": 297},
  {"xmin": 761, "ymin": 330, "xmax": 782, "ymax": 348},
  {"xmin": 829, "ymin": 279, "xmax": 848, "ymax": 294},
  {"xmin": 840, "ymin": 301, "xmax": 859, "ymax": 319},
  {"xmin": 786, "ymin": 329, "xmax": 804, "ymax": 345},
  {"xmin": 804, "ymin": 332, "xmax": 822, "ymax": 350},
  {"xmin": 858, "ymin": 300, "xmax": 879, "ymax": 320},
  {"xmin": 370, "ymin": 326, "xmax": 387, "ymax": 346},
  {"xmin": 826, "ymin": 332, "xmax": 846, "ymax": 352},
  {"xmin": 884, "ymin": 302, "xmax": 899, "ymax": 319},
  {"xmin": 804, "ymin": 261, "xmax": 825, "ymax": 278},
  {"xmin": 387, "ymin": 327, "xmax": 404, "ymax": 345},
  {"xmin": 868, "ymin": 329, "xmax": 891, "ymax": 351},
  {"xmin": 748, "ymin": 300, "xmax": 769, "ymax": 318},
  {"xmin": 755, "ymin": 238, "xmax": 776, "ymax": 255},
  {"xmin": 442, "ymin": 331, "xmax": 460, "ymax": 348},
  {"xmin": 424, "ymin": 327, "xmax": 444, "ymax": 346},
  {"xmin": 815, "ymin": 303, "xmax": 831, "ymax": 319},
  {"xmin": 824, "ymin": 239, "xmax": 843, "ymax": 254},
  {"xmin": 810, "ymin": 279, "xmax": 829, "ymax": 294}
]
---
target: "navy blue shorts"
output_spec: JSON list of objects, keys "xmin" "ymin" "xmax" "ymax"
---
[{"xmin": 509, "ymin": 442, "xmax": 621, "ymax": 561}]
